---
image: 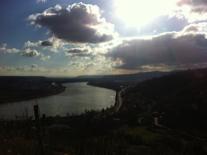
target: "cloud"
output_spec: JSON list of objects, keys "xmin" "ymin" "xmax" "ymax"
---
[
  {"xmin": 24, "ymin": 40, "xmax": 41, "ymax": 48},
  {"xmin": 182, "ymin": 23, "xmax": 207, "ymax": 33},
  {"xmin": 24, "ymin": 40, "xmax": 53, "ymax": 48},
  {"xmin": 23, "ymin": 37, "xmax": 66, "ymax": 54},
  {"xmin": 177, "ymin": 0, "xmax": 207, "ymax": 20},
  {"xmin": 20, "ymin": 48, "xmax": 40, "ymax": 57},
  {"xmin": 24, "ymin": 37, "xmax": 64, "ymax": 48},
  {"xmin": 177, "ymin": 0, "xmax": 207, "ymax": 7},
  {"xmin": 143, "ymin": 15, "xmax": 188, "ymax": 34},
  {"xmin": 0, "ymin": 64, "xmax": 51, "ymax": 76},
  {"xmin": 41, "ymin": 40, "xmax": 53, "ymax": 46},
  {"xmin": 67, "ymin": 48, "xmax": 89, "ymax": 54},
  {"xmin": 20, "ymin": 48, "xmax": 51, "ymax": 61},
  {"xmin": 40, "ymin": 54, "xmax": 51, "ymax": 61},
  {"xmin": 0, "ymin": 42, "xmax": 51, "ymax": 61},
  {"xmin": 107, "ymin": 25, "xmax": 207, "ymax": 70},
  {"xmin": 28, "ymin": 3, "xmax": 116, "ymax": 43},
  {"xmin": 37, "ymin": 0, "xmax": 47, "ymax": 3},
  {"xmin": 175, "ymin": 0, "xmax": 207, "ymax": 22},
  {"xmin": 65, "ymin": 47, "xmax": 94, "ymax": 58},
  {"xmin": 0, "ymin": 43, "xmax": 19, "ymax": 54}
]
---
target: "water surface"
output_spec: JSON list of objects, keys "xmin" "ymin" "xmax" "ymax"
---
[{"xmin": 0, "ymin": 83, "xmax": 115, "ymax": 119}]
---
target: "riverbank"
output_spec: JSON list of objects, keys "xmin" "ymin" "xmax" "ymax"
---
[
  {"xmin": 0, "ymin": 76, "xmax": 67, "ymax": 104},
  {"xmin": 87, "ymin": 81, "xmax": 123, "ymax": 91},
  {"xmin": 0, "ymin": 85, "xmax": 66, "ymax": 104}
]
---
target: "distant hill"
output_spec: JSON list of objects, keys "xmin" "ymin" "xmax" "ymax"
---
[
  {"xmin": 78, "ymin": 71, "xmax": 169, "ymax": 82},
  {"xmin": 86, "ymin": 71, "xmax": 170, "ymax": 90}
]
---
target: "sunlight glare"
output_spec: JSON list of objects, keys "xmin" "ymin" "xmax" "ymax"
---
[{"xmin": 115, "ymin": 0, "xmax": 178, "ymax": 28}]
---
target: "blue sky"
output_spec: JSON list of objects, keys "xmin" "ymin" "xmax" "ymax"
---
[{"xmin": 1, "ymin": 0, "xmax": 207, "ymax": 76}]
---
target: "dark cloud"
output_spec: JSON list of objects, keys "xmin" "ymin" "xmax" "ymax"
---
[
  {"xmin": 183, "ymin": 24, "xmax": 199, "ymax": 32},
  {"xmin": 66, "ymin": 47, "xmax": 93, "ymax": 57},
  {"xmin": 41, "ymin": 40, "xmax": 53, "ymax": 46},
  {"xmin": 67, "ymin": 48, "xmax": 88, "ymax": 54},
  {"xmin": 107, "ymin": 30, "xmax": 207, "ymax": 70},
  {"xmin": 72, "ymin": 53, "xmax": 93, "ymax": 57},
  {"xmin": 28, "ymin": 3, "xmax": 115, "ymax": 43},
  {"xmin": 178, "ymin": 0, "xmax": 207, "ymax": 13},
  {"xmin": 178, "ymin": 0, "xmax": 207, "ymax": 6},
  {"xmin": 192, "ymin": 6, "xmax": 207, "ymax": 13}
]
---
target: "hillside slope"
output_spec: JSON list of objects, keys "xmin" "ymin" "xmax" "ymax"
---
[{"xmin": 121, "ymin": 68, "xmax": 207, "ymax": 130}]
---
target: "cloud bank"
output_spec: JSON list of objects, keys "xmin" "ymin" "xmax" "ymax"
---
[{"xmin": 108, "ymin": 24, "xmax": 207, "ymax": 70}]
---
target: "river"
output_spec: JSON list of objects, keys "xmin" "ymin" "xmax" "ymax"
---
[{"xmin": 0, "ymin": 82, "xmax": 116, "ymax": 119}]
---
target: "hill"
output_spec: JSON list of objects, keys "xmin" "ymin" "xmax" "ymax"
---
[{"xmin": 120, "ymin": 68, "xmax": 207, "ymax": 131}]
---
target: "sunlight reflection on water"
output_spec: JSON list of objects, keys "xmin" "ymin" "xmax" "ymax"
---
[{"xmin": 0, "ymin": 83, "xmax": 115, "ymax": 119}]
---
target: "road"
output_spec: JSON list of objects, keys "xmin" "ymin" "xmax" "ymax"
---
[{"xmin": 114, "ymin": 87, "xmax": 128, "ymax": 113}]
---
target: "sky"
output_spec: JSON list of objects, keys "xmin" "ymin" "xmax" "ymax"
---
[{"xmin": 1, "ymin": 0, "xmax": 207, "ymax": 76}]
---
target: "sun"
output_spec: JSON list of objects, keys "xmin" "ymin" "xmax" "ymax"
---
[{"xmin": 115, "ymin": 0, "xmax": 178, "ymax": 28}]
